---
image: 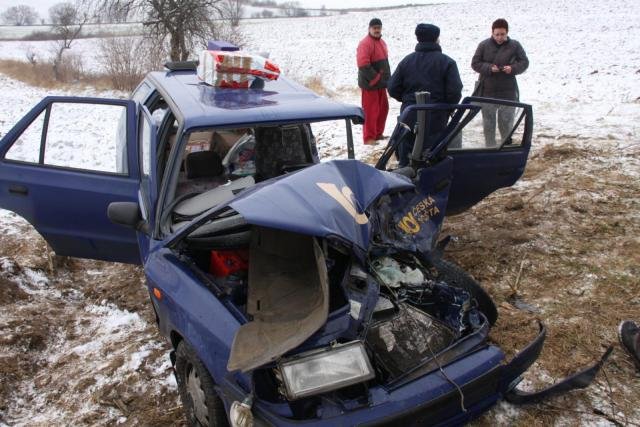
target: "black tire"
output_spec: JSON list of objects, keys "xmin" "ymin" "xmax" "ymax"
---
[
  {"xmin": 175, "ymin": 341, "xmax": 229, "ymax": 427},
  {"xmin": 432, "ymin": 258, "xmax": 498, "ymax": 326}
]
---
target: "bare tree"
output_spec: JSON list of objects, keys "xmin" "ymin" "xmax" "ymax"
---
[
  {"xmin": 281, "ymin": 1, "xmax": 307, "ymax": 17},
  {"xmin": 93, "ymin": 0, "xmax": 241, "ymax": 62},
  {"xmin": 49, "ymin": 2, "xmax": 88, "ymax": 81},
  {"xmin": 98, "ymin": 36, "xmax": 166, "ymax": 91},
  {"xmin": 1, "ymin": 5, "xmax": 39, "ymax": 26},
  {"xmin": 221, "ymin": 0, "xmax": 244, "ymax": 27},
  {"xmin": 94, "ymin": 4, "xmax": 130, "ymax": 23}
]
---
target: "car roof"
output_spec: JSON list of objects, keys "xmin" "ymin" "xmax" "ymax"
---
[{"xmin": 147, "ymin": 70, "xmax": 364, "ymax": 131}]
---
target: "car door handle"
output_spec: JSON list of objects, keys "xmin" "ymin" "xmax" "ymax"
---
[{"xmin": 8, "ymin": 185, "xmax": 28, "ymax": 196}]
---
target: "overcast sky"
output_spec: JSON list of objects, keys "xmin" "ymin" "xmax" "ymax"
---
[{"xmin": 0, "ymin": 0, "xmax": 445, "ymax": 18}]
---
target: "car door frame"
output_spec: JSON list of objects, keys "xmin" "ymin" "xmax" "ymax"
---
[
  {"xmin": 375, "ymin": 97, "xmax": 532, "ymax": 216},
  {"xmin": 0, "ymin": 96, "xmax": 142, "ymax": 264},
  {"xmin": 438, "ymin": 96, "xmax": 533, "ymax": 215},
  {"xmin": 135, "ymin": 104, "xmax": 161, "ymax": 262}
]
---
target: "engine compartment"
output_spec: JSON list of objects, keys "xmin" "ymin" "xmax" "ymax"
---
[{"xmin": 180, "ymin": 226, "xmax": 488, "ymax": 411}]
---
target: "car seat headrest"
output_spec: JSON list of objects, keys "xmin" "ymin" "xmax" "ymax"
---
[
  {"xmin": 185, "ymin": 151, "xmax": 224, "ymax": 179},
  {"xmin": 254, "ymin": 125, "xmax": 310, "ymax": 180}
]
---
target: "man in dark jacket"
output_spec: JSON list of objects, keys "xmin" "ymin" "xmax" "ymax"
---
[
  {"xmin": 357, "ymin": 18, "xmax": 391, "ymax": 145},
  {"xmin": 472, "ymin": 18, "xmax": 529, "ymax": 146},
  {"xmin": 388, "ymin": 23, "xmax": 463, "ymax": 166}
]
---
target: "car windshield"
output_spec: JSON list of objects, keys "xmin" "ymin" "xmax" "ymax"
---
[{"xmin": 162, "ymin": 118, "xmax": 355, "ymax": 236}]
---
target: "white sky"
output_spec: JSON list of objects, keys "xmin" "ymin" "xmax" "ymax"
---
[{"xmin": 0, "ymin": 0, "xmax": 446, "ymax": 17}]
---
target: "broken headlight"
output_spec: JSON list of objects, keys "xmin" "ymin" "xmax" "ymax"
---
[{"xmin": 277, "ymin": 341, "xmax": 374, "ymax": 400}]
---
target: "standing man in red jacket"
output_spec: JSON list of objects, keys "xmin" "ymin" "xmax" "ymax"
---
[{"xmin": 357, "ymin": 18, "xmax": 391, "ymax": 145}]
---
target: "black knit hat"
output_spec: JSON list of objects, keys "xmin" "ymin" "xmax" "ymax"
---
[
  {"xmin": 415, "ymin": 23, "xmax": 440, "ymax": 42},
  {"xmin": 369, "ymin": 18, "xmax": 382, "ymax": 27}
]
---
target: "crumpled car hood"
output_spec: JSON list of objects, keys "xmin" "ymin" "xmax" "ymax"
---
[{"xmin": 228, "ymin": 159, "xmax": 414, "ymax": 251}]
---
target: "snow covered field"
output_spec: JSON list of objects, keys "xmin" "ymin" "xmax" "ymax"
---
[{"xmin": 0, "ymin": 0, "xmax": 639, "ymax": 425}]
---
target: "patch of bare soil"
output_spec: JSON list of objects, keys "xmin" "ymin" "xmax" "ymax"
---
[
  {"xmin": 0, "ymin": 221, "xmax": 183, "ymax": 425},
  {"xmin": 449, "ymin": 139, "xmax": 640, "ymax": 425}
]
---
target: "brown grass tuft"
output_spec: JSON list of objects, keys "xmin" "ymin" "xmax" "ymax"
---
[
  {"xmin": 0, "ymin": 59, "xmax": 114, "ymax": 91},
  {"xmin": 304, "ymin": 75, "xmax": 330, "ymax": 96},
  {"xmin": 0, "ymin": 59, "xmax": 62, "ymax": 89}
]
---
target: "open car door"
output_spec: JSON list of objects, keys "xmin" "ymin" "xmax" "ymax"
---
[
  {"xmin": 376, "ymin": 97, "xmax": 532, "ymax": 216},
  {"xmin": 441, "ymin": 97, "xmax": 533, "ymax": 215},
  {"xmin": 0, "ymin": 96, "xmax": 142, "ymax": 264}
]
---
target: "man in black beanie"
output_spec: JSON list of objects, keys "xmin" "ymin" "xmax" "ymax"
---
[
  {"xmin": 388, "ymin": 23, "xmax": 462, "ymax": 166},
  {"xmin": 357, "ymin": 18, "xmax": 391, "ymax": 145}
]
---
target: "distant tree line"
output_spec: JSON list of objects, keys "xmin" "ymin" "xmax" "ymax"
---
[{"xmin": 1, "ymin": 5, "xmax": 39, "ymax": 25}]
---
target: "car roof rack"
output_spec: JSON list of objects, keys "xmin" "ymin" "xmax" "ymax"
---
[{"xmin": 165, "ymin": 60, "xmax": 199, "ymax": 71}]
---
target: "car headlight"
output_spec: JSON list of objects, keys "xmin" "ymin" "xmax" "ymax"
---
[{"xmin": 277, "ymin": 341, "xmax": 374, "ymax": 400}]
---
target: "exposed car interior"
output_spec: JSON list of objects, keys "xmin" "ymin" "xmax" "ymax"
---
[{"xmin": 168, "ymin": 123, "xmax": 317, "ymax": 231}]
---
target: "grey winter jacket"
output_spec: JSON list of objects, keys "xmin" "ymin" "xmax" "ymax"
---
[{"xmin": 471, "ymin": 37, "xmax": 528, "ymax": 100}]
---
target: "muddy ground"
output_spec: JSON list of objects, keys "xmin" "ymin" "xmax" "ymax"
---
[{"xmin": 1, "ymin": 136, "xmax": 638, "ymax": 426}]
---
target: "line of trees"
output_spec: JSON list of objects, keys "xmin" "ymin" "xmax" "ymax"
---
[{"xmin": 1, "ymin": 5, "xmax": 39, "ymax": 26}]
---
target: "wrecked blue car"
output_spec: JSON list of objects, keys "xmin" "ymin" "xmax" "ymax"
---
[{"xmin": 0, "ymin": 52, "xmax": 610, "ymax": 426}]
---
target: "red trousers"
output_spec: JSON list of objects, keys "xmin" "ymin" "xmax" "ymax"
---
[{"xmin": 361, "ymin": 88, "xmax": 389, "ymax": 142}]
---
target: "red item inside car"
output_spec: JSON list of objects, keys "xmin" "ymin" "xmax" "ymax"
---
[{"xmin": 209, "ymin": 250, "xmax": 249, "ymax": 276}]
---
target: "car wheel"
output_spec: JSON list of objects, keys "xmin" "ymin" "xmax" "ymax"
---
[
  {"xmin": 432, "ymin": 258, "xmax": 498, "ymax": 326},
  {"xmin": 175, "ymin": 341, "xmax": 229, "ymax": 427}
]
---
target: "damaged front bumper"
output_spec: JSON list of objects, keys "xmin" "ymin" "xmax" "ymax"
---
[{"xmin": 220, "ymin": 322, "xmax": 611, "ymax": 426}]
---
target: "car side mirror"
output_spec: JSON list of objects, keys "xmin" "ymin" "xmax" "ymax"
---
[{"xmin": 107, "ymin": 202, "xmax": 149, "ymax": 233}]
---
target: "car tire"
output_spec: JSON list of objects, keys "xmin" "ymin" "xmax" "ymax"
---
[
  {"xmin": 175, "ymin": 341, "xmax": 229, "ymax": 427},
  {"xmin": 432, "ymin": 258, "xmax": 498, "ymax": 326}
]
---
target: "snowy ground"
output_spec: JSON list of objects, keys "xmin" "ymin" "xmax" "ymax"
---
[{"xmin": 0, "ymin": 0, "xmax": 639, "ymax": 425}]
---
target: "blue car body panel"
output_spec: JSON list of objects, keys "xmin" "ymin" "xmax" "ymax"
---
[
  {"xmin": 0, "ymin": 96, "xmax": 141, "ymax": 264},
  {"xmin": 145, "ymin": 248, "xmax": 240, "ymax": 382},
  {"xmin": 147, "ymin": 71, "xmax": 364, "ymax": 130},
  {"xmin": 229, "ymin": 160, "xmax": 413, "ymax": 251},
  {"xmin": 444, "ymin": 97, "xmax": 533, "ymax": 215},
  {"xmin": 385, "ymin": 98, "xmax": 534, "ymax": 215}
]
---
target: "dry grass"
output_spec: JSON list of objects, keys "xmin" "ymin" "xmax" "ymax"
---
[
  {"xmin": 0, "ymin": 59, "xmax": 114, "ymax": 91},
  {"xmin": 444, "ymin": 139, "xmax": 640, "ymax": 425},
  {"xmin": 304, "ymin": 75, "xmax": 331, "ymax": 96}
]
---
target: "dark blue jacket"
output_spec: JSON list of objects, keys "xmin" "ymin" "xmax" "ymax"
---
[
  {"xmin": 388, "ymin": 42, "xmax": 463, "ymax": 109},
  {"xmin": 388, "ymin": 42, "xmax": 463, "ymax": 164}
]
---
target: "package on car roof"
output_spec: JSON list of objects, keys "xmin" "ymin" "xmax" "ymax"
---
[{"xmin": 197, "ymin": 50, "xmax": 281, "ymax": 88}]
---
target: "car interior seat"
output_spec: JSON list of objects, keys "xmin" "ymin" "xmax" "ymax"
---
[
  {"xmin": 254, "ymin": 124, "xmax": 313, "ymax": 181},
  {"xmin": 175, "ymin": 150, "xmax": 227, "ymax": 195},
  {"xmin": 171, "ymin": 149, "xmax": 256, "ymax": 231}
]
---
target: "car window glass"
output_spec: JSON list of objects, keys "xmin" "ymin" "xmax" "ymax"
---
[
  {"xmin": 140, "ymin": 115, "xmax": 151, "ymax": 177},
  {"xmin": 448, "ymin": 104, "xmax": 525, "ymax": 151},
  {"xmin": 43, "ymin": 103, "xmax": 128, "ymax": 174},
  {"xmin": 131, "ymin": 81, "xmax": 152, "ymax": 103},
  {"xmin": 4, "ymin": 110, "xmax": 45, "ymax": 163},
  {"xmin": 115, "ymin": 108, "xmax": 128, "ymax": 174}
]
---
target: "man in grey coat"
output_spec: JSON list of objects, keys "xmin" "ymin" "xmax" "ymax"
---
[{"xmin": 472, "ymin": 18, "xmax": 529, "ymax": 146}]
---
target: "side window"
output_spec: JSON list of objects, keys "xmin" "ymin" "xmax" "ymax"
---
[
  {"xmin": 44, "ymin": 103, "xmax": 128, "ymax": 173},
  {"xmin": 448, "ymin": 103, "xmax": 526, "ymax": 151},
  {"xmin": 5, "ymin": 102, "xmax": 129, "ymax": 174},
  {"xmin": 131, "ymin": 81, "xmax": 152, "ymax": 104},
  {"xmin": 140, "ymin": 115, "xmax": 151, "ymax": 177},
  {"xmin": 5, "ymin": 110, "xmax": 46, "ymax": 163}
]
